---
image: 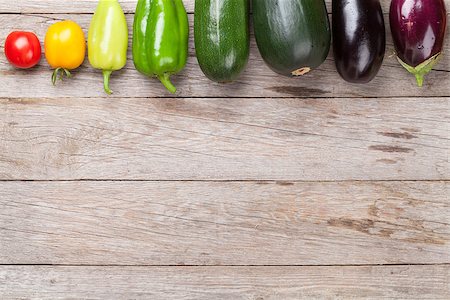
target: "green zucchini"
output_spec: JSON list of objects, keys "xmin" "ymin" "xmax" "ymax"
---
[
  {"xmin": 194, "ymin": 0, "xmax": 249, "ymax": 82},
  {"xmin": 253, "ymin": 0, "xmax": 331, "ymax": 77}
]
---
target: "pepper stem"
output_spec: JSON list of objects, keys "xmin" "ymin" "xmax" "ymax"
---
[
  {"xmin": 51, "ymin": 68, "xmax": 72, "ymax": 85},
  {"xmin": 103, "ymin": 70, "xmax": 113, "ymax": 95},
  {"xmin": 158, "ymin": 73, "xmax": 177, "ymax": 94}
]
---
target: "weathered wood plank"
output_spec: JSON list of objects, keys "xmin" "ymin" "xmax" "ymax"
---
[
  {"xmin": 0, "ymin": 97, "xmax": 448, "ymax": 181},
  {"xmin": 0, "ymin": 0, "xmax": 450, "ymax": 14},
  {"xmin": 1, "ymin": 265, "xmax": 449, "ymax": 299},
  {"xmin": 6, "ymin": 0, "xmax": 448, "ymax": 13},
  {"xmin": 1, "ymin": 0, "xmax": 450, "ymax": 14},
  {"xmin": 0, "ymin": 14, "xmax": 449, "ymax": 98},
  {"xmin": 0, "ymin": 0, "xmax": 154, "ymax": 13},
  {"xmin": 1, "ymin": 181, "xmax": 448, "ymax": 265}
]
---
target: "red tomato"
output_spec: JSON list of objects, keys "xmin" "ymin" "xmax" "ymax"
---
[{"xmin": 4, "ymin": 31, "xmax": 42, "ymax": 69}]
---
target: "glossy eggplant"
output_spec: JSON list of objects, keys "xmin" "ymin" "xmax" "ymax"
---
[
  {"xmin": 390, "ymin": 0, "xmax": 447, "ymax": 86},
  {"xmin": 333, "ymin": 0, "xmax": 385, "ymax": 83}
]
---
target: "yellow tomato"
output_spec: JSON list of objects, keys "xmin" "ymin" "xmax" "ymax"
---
[{"xmin": 45, "ymin": 20, "xmax": 86, "ymax": 84}]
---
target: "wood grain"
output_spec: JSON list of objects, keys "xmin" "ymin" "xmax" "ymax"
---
[
  {"xmin": 0, "ymin": 14, "xmax": 449, "ymax": 98},
  {"xmin": 0, "ymin": 1, "xmax": 449, "ymax": 297},
  {"xmin": 1, "ymin": 181, "xmax": 448, "ymax": 265},
  {"xmin": 1, "ymin": 265, "xmax": 449, "ymax": 299},
  {"xmin": 1, "ymin": 0, "xmax": 450, "ymax": 13},
  {"xmin": 0, "ymin": 0, "xmax": 450, "ymax": 14},
  {"xmin": 1, "ymin": 97, "xmax": 448, "ymax": 180}
]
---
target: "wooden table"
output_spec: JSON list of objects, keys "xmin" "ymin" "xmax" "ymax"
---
[{"xmin": 0, "ymin": 1, "xmax": 449, "ymax": 298}]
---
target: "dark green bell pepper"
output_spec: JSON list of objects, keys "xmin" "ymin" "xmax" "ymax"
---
[{"xmin": 132, "ymin": 0, "xmax": 189, "ymax": 94}]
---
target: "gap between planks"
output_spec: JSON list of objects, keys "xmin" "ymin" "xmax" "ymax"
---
[
  {"xmin": 2, "ymin": 95, "xmax": 450, "ymax": 100},
  {"xmin": 0, "ymin": 179, "xmax": 449, "ymax": 183},
  {"xmin": 1, "ymin": 263, "xmax": 450, "ymax": 267}
]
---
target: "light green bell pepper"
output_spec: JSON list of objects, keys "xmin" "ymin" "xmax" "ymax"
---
[{"xmin": 88, "ymin": 0, "xmax": 128, "ymax": 94}]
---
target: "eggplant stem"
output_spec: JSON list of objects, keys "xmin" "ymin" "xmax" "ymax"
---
[
  {"xmin": 158, "ymin": 73, "xmax": 177, "ymax": 94},
  {"xmin": 103, "ymin": 70, "xmax": 113, "ymax": 95},
  {"xmin": 415, "ymin": 74, "xmax": 424, "ymax": 87}
]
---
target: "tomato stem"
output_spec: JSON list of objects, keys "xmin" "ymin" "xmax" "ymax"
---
[
  {"xmin": 63, "ymin": 68, "xmax": 72, "ymax": 79},
  {"xmin": 51, "ymin": 68, "xmax": 72, "ymax": 85},
  {"xmin": 51, "ymin": 68, "xmax": 60, "ymax": 85}
]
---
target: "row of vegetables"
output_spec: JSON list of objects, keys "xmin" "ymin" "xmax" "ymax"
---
[{"xmin": 4, "ymin": 0, "xmax": 447, "ymax": 94}]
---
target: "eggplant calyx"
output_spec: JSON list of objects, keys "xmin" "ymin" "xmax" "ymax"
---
[
  {"xmin": 397, "ymin": 53, "xmax": 441, "ymax": 87},
  {"xmin": 292, "ymin": 67, "xmax": 311, "ymax": 76}
]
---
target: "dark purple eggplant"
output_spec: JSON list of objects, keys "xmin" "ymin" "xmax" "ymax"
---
[
  {"xmin": 333, "ymin": 0, "xmax": 386, "ymax": 83},
  {"xmin": 390, "ymin": 0, "xmax": 447, "ymax": 86}
]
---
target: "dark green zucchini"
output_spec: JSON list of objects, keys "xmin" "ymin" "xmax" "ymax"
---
[
  {"xmin": 194, "ymin": 0, "xmax": 249, "ymax": 82},
  {"xmin": 253, "ymin": 0, "xmax": 331, "ymax": 76}
]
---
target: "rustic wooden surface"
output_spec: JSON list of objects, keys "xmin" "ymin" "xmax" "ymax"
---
[
  {"xmin": 0, "ymin": 0, "xmax": 449, "ymax": 299},
  {"xmin": 0, "ymin": 0, "xmax": 417, "ymax": 13},
  {"xmin": 1, "ymin": 14, "xmax": 450, "ymax": 98},
  {"xmin": 1, "ymin": 181, "xmax": 449, "ymax": 265},
  {"xmin": 1, "ymin": 266, "xmax": 449, "ymax": 299}
]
